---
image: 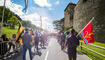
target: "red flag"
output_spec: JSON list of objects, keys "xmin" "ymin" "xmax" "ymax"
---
[{"xmin": 80, "ymin": 22, "xmax": 94, "ymax": 44}]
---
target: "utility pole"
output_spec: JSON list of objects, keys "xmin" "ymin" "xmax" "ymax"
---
[
  {"xmin": 40, "ymin": 16, "xmax": 42, "ymax": 29},
  {"xmin": 0, "ymin": 0, "xmax": 6, "ymax": 35}
]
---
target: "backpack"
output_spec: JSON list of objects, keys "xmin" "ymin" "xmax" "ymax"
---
[{"xmin": 70, "ymin": 35, "xmax": 80, "ymax": 46}]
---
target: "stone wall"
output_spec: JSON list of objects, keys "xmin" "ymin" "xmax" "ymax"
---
[
  {"xmin": 61, "ymin": 18, "xmax": 64, "ymax": 30},
  {"xmin": 64, "ymin": 3, "xmax": 76, "ymax": 29},
  {"xmin": 73, "ymin": 0, "xmax": 105, "ymax": 42}
]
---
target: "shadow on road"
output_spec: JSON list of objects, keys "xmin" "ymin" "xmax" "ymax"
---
[
  {"xmin": 6, "ymin": 50, "xmax": 23, "ymax": 60},
  {"xmin": 32, "ymin": 51, "xmax": 42, "ymax": 57},
  {"xmin": 41, "ymin": 47, "xmax": 46, "ymax": 49},
  {"xmin": 63, "ymin": 50, "xmax": 84, "ymax": 55}
]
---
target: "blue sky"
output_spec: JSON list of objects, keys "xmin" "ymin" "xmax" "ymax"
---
[
  {"xmin": 0, "ymin": 0, "xmax": 79, "ymax": 31},
  {"xmin": 11, "ymin": 0, "xmax": 79, "ymax": 20}
]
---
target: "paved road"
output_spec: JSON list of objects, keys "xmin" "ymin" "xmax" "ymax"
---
[{"xmin": 9, "ymin": 37, "xmax": 91, "ymax": 60}]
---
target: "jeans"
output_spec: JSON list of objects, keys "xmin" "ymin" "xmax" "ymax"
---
[{"xmin": 23, "ymin": 45, "xmax": 32, "ymax": 60}]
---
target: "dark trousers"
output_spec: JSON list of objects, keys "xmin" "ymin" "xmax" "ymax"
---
[
  {"xmin": 41, "ymin": 40, "xmax": 45, "ymax": 47},
  {"xmin": 68, "ymin": 47, "xmax": 77, "ymax": 60},
  {"xmin": 23, "ymin": 46, "xmax": 32, "ymax": 60},
  {"xmin": 68, "ymin": 53, "xmax": 76, "ymax": 60},
  {"xmin": 61, "ymin": 41, "xmax": 65, "ymax": 50},
  {"xmin": 35, "ymin": 41, "xmax": 39, "ymax": 52}
]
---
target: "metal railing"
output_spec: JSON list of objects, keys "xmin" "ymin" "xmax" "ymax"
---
[
  {"xmin": 80, "ymin": 41, "xmax": 105, "ymax": 58},
  {"xmin": 0, "ymin": 41, "xmax": 22, "ymax": 59}
]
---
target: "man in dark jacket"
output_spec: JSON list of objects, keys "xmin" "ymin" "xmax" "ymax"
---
[{"xmin": 65, "ymin": 29, "xmax": 79, "ymax": 60}]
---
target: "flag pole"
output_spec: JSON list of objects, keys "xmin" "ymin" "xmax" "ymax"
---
[
  {"xmin": 24, "ymin": 0, "xmax": 26, "ymax": 13},
  {"xmin": 24, "ymin": 0, "xmax": 28, "ymax": 13},
  {"xmin": 18, "ymin": 20, "xmax": 22, "ymax": 26},
  {"xmin": 0, "ymin": 0, "xmax": 6, "ymax": 35},
  {"xmin": 76, "ymin": 17, "xmax": 94, "ymax": 37},
  {"xmin": 40, "ymin": 16, "xmax": 42, "ymax": 28}
]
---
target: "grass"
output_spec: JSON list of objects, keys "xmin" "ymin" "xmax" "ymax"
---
[
  {"xmin": 77, "ymin": 40, "xmax": 105, "ymax": 60},
  {"xmin": 2, "ymin": 26, "xmax": 19, "ymax": 38}
]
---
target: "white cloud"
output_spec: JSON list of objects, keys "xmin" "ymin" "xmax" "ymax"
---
[
  {"xmin": 22, "ymin": 13, "xmax": 41, "ymax": 27},
  {"xmin": 0, "ymin": 0, "xmax": 54, "ymax": 31},
  {"xmin": 22, "ymin": 13, "xmax": 40, "ymax": 21},
  {"xmin": 55, "ymin": 1, "xmax": 60, "ymax": 5},
  {"xmin": 49, "ymin": 8, "xmax": 53, "ymax": 10},
  {"xmin": 22, "ymin": 13, "xmax": 52, "ymax": 30},
  {"xmin": 0, "ymin": 0, "xmax": 24, "ymax": 16},
  {"xmin": 34, "ymin": 0, "xmax": 52, "ymax": 7},
  {"xmin": 0, "ymin": 0, "xmax": 4, "ymax": 6},
  {"xmin": 23, "ymin": 12, "xmax": 54, "ymax": 30}
]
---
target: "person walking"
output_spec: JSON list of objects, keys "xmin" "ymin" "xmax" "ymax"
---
[
  {"xmin": 22, "ymin": 28, "xmax": 32, "ymax": 60},
  {"xmin": 40, "ymin": 32, "xmax": 44, "ymax": 48},
  {"xmin": 8, "ymin": 34, "xmax": 16, "ymax": 52},
  {"xmin": 60, "ymin": 31, "xmax": 66, "ymax": 50},
  {"xmin": 65, "ymin": 29, "xmax": 79, "ymax": 60},
  {"xmin": 34, "ymin": 31, "xmax": 40, "ymax": 53}
]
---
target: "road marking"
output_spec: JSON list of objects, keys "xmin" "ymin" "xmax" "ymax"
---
[{"xmin": 45, "ymin": 50, "xmax": 49, "ymax": 60}]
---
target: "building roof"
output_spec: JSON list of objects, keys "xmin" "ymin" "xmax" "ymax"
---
[{"xmin": 64, "ymin": 2, "xmax": 76, "ymax": 12}]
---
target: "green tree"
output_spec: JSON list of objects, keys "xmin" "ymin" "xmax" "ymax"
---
[
  {"xmin": 22, "ymin": 20, "xmax": 32, "ymax": 27},
  {"xmin": 7, "ymin": 16, "xmax": 18, "ymax": 25},
  {"xmin": 0, "ymin": 6, "xmax": 13, "ymax": 23},
  {"xmin": 53, "ymin": 20, "xmax": 62, "ymax": 30},
  {"xmin": 31, "ymin": 24, "xmax": 36, "ymax": 30}
]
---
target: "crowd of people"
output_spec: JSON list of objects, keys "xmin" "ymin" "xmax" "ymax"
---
[
  {"xmin": 0, "ymin": 28, "xmax": 49, "ymax": 60},
  {"xmin": 0, "ymin": 28, "xmax": 80, "ymax": 60},
  {"xmin": 21, "ymin": 28, "xmax": 81, "ymax": 60},
  {"xmin": 22, "ymin": 28, "xmax": 49, "ymax": 60},
  {"xmin": 56, "ymin": 29, "xmax": 80, "ymax": 60}
]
